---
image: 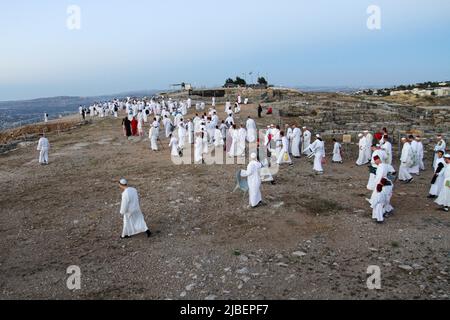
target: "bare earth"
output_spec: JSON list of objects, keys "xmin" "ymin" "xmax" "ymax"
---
[{"xmin": 0, "ymin": 104, "xmax": 449, "ymax": 300}]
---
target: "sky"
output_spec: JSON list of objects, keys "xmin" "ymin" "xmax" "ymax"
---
[{"xmin": 0, "ymin": 0, "xmax": 449, "ymax": 101}]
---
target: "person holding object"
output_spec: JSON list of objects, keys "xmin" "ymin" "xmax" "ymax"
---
[{"xmin": 119, "ymin": 179, "xmax": 152, "ymax": 239}]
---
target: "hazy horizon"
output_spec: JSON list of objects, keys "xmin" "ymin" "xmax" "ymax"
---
[{"xmin": 1, "ymin": 0, "xmax": 449, "ymax": 101}]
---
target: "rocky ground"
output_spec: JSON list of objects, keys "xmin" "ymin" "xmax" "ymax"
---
[{"xmin": 0, "ymin": 101, "xmax": 449, "ymax": 300}]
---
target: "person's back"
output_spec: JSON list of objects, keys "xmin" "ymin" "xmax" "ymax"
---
[{"xmin": 123, "ymin": 187, "xmax": 141, "ymax": 215}]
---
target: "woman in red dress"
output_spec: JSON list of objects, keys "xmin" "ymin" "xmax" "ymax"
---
[{"xmin": 131, "ymin": 117, "xmax": 138, "ymax": 136}]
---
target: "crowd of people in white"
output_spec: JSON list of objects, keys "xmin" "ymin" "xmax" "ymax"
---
[{"xmin": 38, "ymin": 95, "xmax": 449, "ymax": 236}]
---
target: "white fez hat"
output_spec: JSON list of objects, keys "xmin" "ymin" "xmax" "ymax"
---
[{"xmin": 119, "ymin": 178, "xmax": 128, "ymax": 185}]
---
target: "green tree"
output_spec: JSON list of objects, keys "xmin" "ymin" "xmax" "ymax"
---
[
  {"xmin": 257, "ymin": 77, "xmax": 268, "ymax": 86},
  {"xmin": 234, "ymin": 77, "xmax": 246, "ymax": 86}
]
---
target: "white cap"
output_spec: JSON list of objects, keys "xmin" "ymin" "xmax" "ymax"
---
[
  {"xmin": 444, "ymin": 154, "xmax": 450, "ymax": 159},
  {"xmin": 358, "ymin": 133, "xmax": 363, "ymax": 137},
  {"xmin": 364, "ymin": 130, "xmax": 369, "ymax": 133},
  {"xmin": 316, "ymin": 134, "xmax": 321, "ymax": 138},
  {"xmin": 302, "ymin": 126, "xmax": 307, "ymax": 129},
  {"xmin": 119, "ymin": 178, "xmax": 128, "ymax": 185},
  {"xmin": 250, "ymin": 153, "xmax": 257, "ymax": 160}
]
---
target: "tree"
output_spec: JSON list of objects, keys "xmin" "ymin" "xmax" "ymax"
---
[
  {"xmin": 257, "ymin": 77, "xmax": 268, "ymax": 86},
  {"xmin": 225, "ymin": 78, "xmax": 234, "ymax": 86},
  {"xmin": 234, "ymin": 77, "xmax": 246, "ymax": 86}
]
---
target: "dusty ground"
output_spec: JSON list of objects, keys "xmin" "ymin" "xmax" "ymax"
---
[{"xmin": 0, "ymin": 103, "xmax": 449, "ymax": 300}]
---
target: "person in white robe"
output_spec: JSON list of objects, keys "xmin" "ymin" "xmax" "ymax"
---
[
  {"xmin": 371, "ymin": 184, "xmax": 387, "ymax": 224},
  {"xmin": 228, "ymin": 126, "xmax": 239, "ymax": 157},
  {"xmin": 119, "ymin": 179, "xmax": 151, "ymax": 239},
  {"xmin": 238, "ymin": 95, "xmax": 242, "ymax": 104},
  {"xmin": 225, "ymin": 100, "xmax": 231, "ymax": 113},
  {"xmin": 399, "ymin": 138, "xmax": 414, "ymax": 182},
  {"xmin": 187, "ymin": 119, "xmax": 194, "ymax": 144},
  {"xmin": 37, "ymin": 134, "xmax": 50, "ymax": 165},
  {"xmin": 416, "ymin": 136, "xmax": 425, "ymax": 171},
  {"xmin": 162, "ymin": 116, "xmax": 173, "ymax": 138},
  {"xmin": 409, "ymin": 135, "xmax": 420, "ymax": 175},
  {"xmin": 364, "ymin": 131, "xmax": 373, "ymax": 162},
  {"xmin": 169, "ymin": 134, "xmax": 179, "ymax": 157},
  {"xmin": 433, "ymin": 135, "xmax": 446, "ymax": 170},
  {"xmin": 367, "ymin": 145, "xmax": 387, "ymax": 191},
  {"xmin": 194, "ymin": 132, "xmax": 204, "ymax": 164},
  {"xmin": 212, "ymin": 97, "xmax": 216, "ymax": 107},
  {"xmin": 356, "ymin": 133, "xmax": 369, "ymax": 166},
  {"xmin": 234, "ymin": 102, "xmax": 241, "ymax": 114},
  {"xmin": 137, "ymin": 114, "xmax": 144, "ymax": 137},
  {"xmin": 225, "ymin": 115, "xmax": 235, "ymax": 127},
  {"xmin": 276, "ymin": 132, "xmax": 292, "ymax": 165},
  {"xmin": 44, "ymin": 113, "xmax": 49, "ymax": 123},
  {"xmin": 429, "ymin": 151, "xmax": 445, "ymax": 198},
  {"xmin": 291, "ymin": 125, "xmax": 302, "ymax": 158},
  {"xmin": 240, "ymin": 153, "xmax": 263, "ymax": 208},
  {"xmin": 149, "ymin": 119, "xmax": 160, "ymax": 151},
  {"xmin": 178, "ymin": 122, "xmax": 187, "ymax": 150},
  {"xmin": 237, "ymin": 125, "xmax": 247, "ymax": 156},
  {"xmin": 246, "ymin": 116, "xmax": 257, "ymax": 143},
  {"xmin": 435, "ymin": 154, "xmax": 450, "ymax": 212},
  {"xmin": 381, "ymin": 136, "xmax": 393, "ymax": 165},
  {"xmin": 308, "ymin": 134, "xmax": 325, "ymax": 174},
  {"xmin": 213, "ymin": 126, "xmax": 224, "ymax": 148},
  {"xmin": 302, "ymin": 127, "xmax": 311, "ymax": 155},
  {"xmin": 332, "ymin": 138, "xmax": 343, "ymax": 163}
]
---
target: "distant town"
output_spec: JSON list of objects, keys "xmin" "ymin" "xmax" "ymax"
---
[{"xmin": 356, "ymin": 81, "xmax": 450, "ymax": 97}]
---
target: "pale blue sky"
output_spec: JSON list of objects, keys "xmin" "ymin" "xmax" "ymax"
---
[{"xmin": 0, "ymin": 0, "xmax": 449, "ymax": 100}]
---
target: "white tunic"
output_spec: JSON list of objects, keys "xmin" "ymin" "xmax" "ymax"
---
[
  {"xmin": 246, "ymin": 119, "xmax": 257, "ymax": 143},
  {"xmin": 435, "ymin": 164, "xmax": 450, "ymax": 207},
  {"xmin": 430, "ymin": 158, "xmax": 445, "ymax": 196},
  {"xmin": 309, "ymin": 139, "xmax": 325, "ymax": 172},
  {"xmin": 241, "ymin": 160, "xmax": 262, "ymax": 207},
  {"xmin": 332, "ymin": 142, "xmax": 342, "ymax": 162},
  {"xmin": 399, "ymin": 142, "xmax": 413, "ymax": 181},
  {"xmin": 303, "ymin": 130, "xmax": 311, "ymax": 154},
  {"xmin": 291, "ymin": 128, "xmax": 302, "ymax": 157},
  {"xmin": 120, "ymin": 187, "xmax": 149, "ymax": 238}
]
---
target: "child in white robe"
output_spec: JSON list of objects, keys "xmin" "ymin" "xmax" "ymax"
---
[
  {"xmin": 371, "ymin": 184, "xmax": 386, "ymax": 223},
  {"xmin": 332, "ymin": 138, "xmax": 343, "ymax": 163}
]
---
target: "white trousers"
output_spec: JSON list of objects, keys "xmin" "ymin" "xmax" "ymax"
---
[{"xmin": 39, "ymin": 148, "xmax": 49, "ymax": 164}]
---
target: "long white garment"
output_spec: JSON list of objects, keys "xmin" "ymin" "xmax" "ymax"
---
[
  {"xmin": 332, "ymin": 142, "xmax": 342, "ymax": 162},
  {"xmin": 150, "ymin": 121, "xmax": 160, "ymax": 151},
  {"xmin": 369, "ymin": 163, "xmax": 388, "ymax": 205},
  {"xmin": 276, "ymin": 136, "xmax": 292, "ymax": 164},
  {"xmin": 163, "ymin": 117, "xmax": 173, "ymax": 138},
  {"xmin": 246, "ymin": 119, "xmax": 257, "ymax": 143},
  {"xmin": 241, "ymin": 160, "xmax": 263, "ymax": 207},
  {"xmin": 214, "ymin": 129, "xmax": 224, "ymax": 147},
  {"xmin": 169, "ymin": 137, "xmax": 179, "ymax": 157},
  {"xmin": 364, "ymin": 133, "xmax": 373, "ymax": 161},
  {"xmin": 371, "ymin": 191, "xmax": 386, "ymax": 222},
  {"xmin": 381, "ymin": 141, "xmax": 393, "ymax": 165},
  {"xmin": 433, "ymin": 140, "xmax": 447, "ymax": 170},
  {"xmin": 37, "ymin": 137, "xmax": 50, "ymax": 164},
  {"xmin": 409, "ymin": 140, "xmax": 420, "ymax": 174},
  {"xmin": 356, "ymin": 137, "xmax": 369, "ymax": 165},
  {"xmin": 302, "ymin": 130, "xmax": 311, "ymax": 154},
  {"xmin": 187, "ymin": 121, "xmax": 194, "ymax": 144},
  {"xmin": 430, "ymin": 158, "xmax": 445, "ymax": 196},
  {"xmin": 228, "ymin": 128, "xmax": 239, "ymax": 157},
  {"xmin": 120, "ymin": 187, "xmax": 149, "ymax": 238},
  {"xmin": 194, "ymin": 136, "xmax": 203, "ymax": 163},
  {"xmin": 178, "ymin": 124, "xmax": 186, "ymax": 149},
  {"xmin": 309, "ymin": 139, "xmax": 325, "ymax": 172},
  {"xmin": 417, "ymin": 141, "xmax": 425, "ymax": 170},
  {"xmin": 399, "ymin": 142, "xmax": 413, "ymax": 181},
  {"xmin": 291, "ymin": 128, "xmax": 302, "ymax": 157},
  {"xmin": 367, "ymin": 149, "xmax": 386, "ymax": 191},
  {"xmin": 237, "ymin": 128, "xmax": 247, "ymax": 156},
  {"xmin": 435, "ymin": 164, "xmax": 450, "ymax": 207}
]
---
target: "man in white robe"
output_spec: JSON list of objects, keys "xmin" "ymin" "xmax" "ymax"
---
[
  {"xmin": 119, "ymin": 179, "xmax": 151, "ymax": 239},
  {"xmin": 150, "ymin": 119, "xmax": 160, "ymax": 151},
  {"xmin": 364, "ymin": 131, "xmax": 373, "ymax": 162},
  {"xmin": 409, "ymin": 135, "xmax": 420, "ymax": 176},
  {"xmin": 435, "ymin": 154, "xmax": 450, "ymax": 212},
  {"xmin": 178, "ymin": 121, "xmax": 187, "ymax": 150},
  {"xmin": 237, "ymin": 125, "xmax": 247, "ymax": 157},
  {"xmin": 302, "ymin": 127, "xmax": 311, "ymax": 155},
  {"xmin": 367, "ymin": 145, "xmax": 387, "ymax": 191},
  {"xmin": 169, "ymin": 134, "xmax": 179, "ymax": 157},
  {"xmin": 356, "ymin": 133, "xmax": 369, "ymax": 166},
  {"xmin": 429, "ymin": 151, "xmax": 445, "ymax": 199},
  {"xmin": 276, "ymin": 132, "xmax": 292, "ymax": 165},
  {"xmin": 291, "ymin": 125, "xmax": 302, "ymax": 158},
  {"xmin": 240, "ymin": 153, "xmax": 263, "ymax": 208},
  {"xmin": 332, "ymin": 138, "xmax": 343, "ymax": 163},
  {"xmin": 416, "ymin": 136, "xmax": 425, "ymax": 171},
  {"xmin": 44, "ymin": 113, "xmax": 49, "ymax": 123},
  {"xmin": 381, "ymin": 136, "xmax": 393, "ymax": 165},
  {"xmin": 187, "ymin": 119, "xmax": 194, "ymax": 145},
  {"xmin": 308, "ymin": 134, "xmax": 325, "ymax": 174},
  {"xmin": 399, "ymin": 138, "xmax": 414, "ymax": 183},
  {"xmin": 246, "ymin": 116, "xmax": 257, "ymax": 143},
  {"xmin": 433, "ymin": 135, "xmax": 446, "ymax": 170},
  {"xmin": 194, "ymin": 132, "xmax": 204, "ymax": 164},
  {"xmin": 162, "ymin": 115, "xmax": 173, "ymax": 138},
  {"xmin": 213, "ymin": 126, "xmax": 224, "ymax": 148},
  {"xmin": 37, "ymin": 133, "xmax": 50, "ymax": 165}
]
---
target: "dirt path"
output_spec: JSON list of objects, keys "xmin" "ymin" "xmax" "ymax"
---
[{"xmin": 0, "ymin": 104, "xmax": 449, "ymax": 300}]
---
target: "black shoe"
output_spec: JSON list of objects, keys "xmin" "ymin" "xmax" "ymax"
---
[
  {"xmin": 428, "ymin": 194, "xmax": 436, "ymax": 199},
  {"xmin": 146, "ymin": 230, "xmax": 152, "ymax": 238},
  {"xmin": 120, "ymin": 235, "xmax": 131, "ymax": 239},
  {"xmin": 406, "ymin": 178, "xmax": 414, "ymax": 184}
]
